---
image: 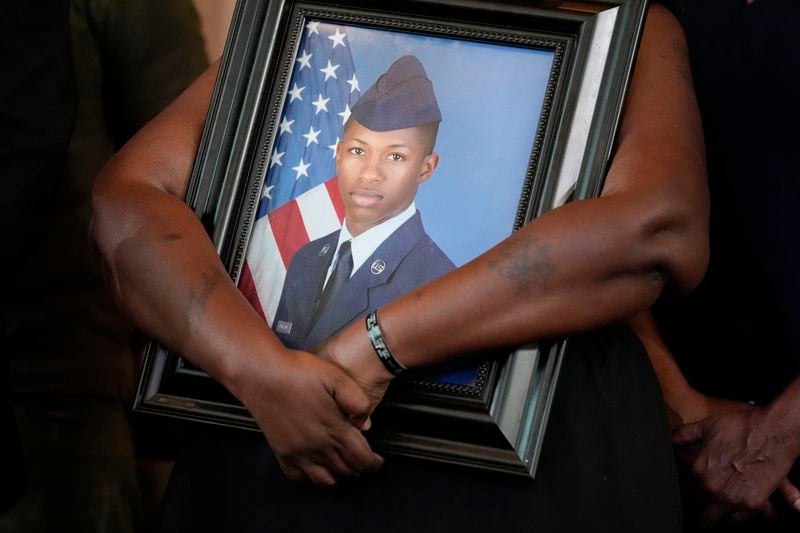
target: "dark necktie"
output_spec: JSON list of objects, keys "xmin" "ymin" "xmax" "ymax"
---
[{"xmin": 313, "ymin": 240, "xmax": 353, "ymax": 322}]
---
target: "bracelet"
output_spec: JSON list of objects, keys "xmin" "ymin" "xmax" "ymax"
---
[{"xmin": 366, "ymin": 311, "xmax": 406, "ymax": 375}]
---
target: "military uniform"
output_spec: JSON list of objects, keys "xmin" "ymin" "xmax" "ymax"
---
[{"xmin": 274, "ymin": 211, "xmax": 454, "ymax": 350}]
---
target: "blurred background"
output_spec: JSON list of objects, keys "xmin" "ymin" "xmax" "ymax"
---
[
  {"xmin": 194, "ymin": 0, "xmax": 237, "ymax": 62},
  {"xmin": 0, "ymin": 1, "xmax": 235, "ymax": 532}
]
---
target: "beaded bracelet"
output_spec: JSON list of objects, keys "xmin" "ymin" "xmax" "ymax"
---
[{"xmin": 365, "ymin": 311, "xmax": 406, "ymax": 375}]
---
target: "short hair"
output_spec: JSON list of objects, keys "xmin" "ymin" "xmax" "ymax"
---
[{"xmin": 414, "ymin": 121, "xmax": 439, "ymax": 155}]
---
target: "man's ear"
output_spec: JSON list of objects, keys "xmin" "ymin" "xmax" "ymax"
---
[{"xmin": 418, "ymin": 152, "xmax": 440, "ymax": 183}]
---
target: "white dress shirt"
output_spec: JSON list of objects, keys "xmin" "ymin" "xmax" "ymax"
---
[{"xmin": 323, "ymin": 202, "xmax": 417, "ymax": 287}]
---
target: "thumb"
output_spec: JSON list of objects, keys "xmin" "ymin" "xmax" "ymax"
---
[
  {"xmin": 331, "ymin": 372, "xmax": 372, "ymax": 427},
  {"xmin": 777, "ymin": 478, "xmax": 800, "ymax": 513},
  {"xmin": 672, "ymin": 420, "xmax": 704, "ymax": 446}
]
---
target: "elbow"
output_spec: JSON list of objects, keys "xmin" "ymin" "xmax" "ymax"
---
[
  {"xmin": 90, "ymin": 165, "xmax": 126, "ymax": 297},
  {"xmin": 90, "ymin": 165, "xmax": 117, "ymax": 261},
  {"xmin": 635, "ymin": 193, "xmax": 710, "ymax": 295}
]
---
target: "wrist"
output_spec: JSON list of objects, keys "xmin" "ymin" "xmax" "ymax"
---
[
  {"xmin": 365, "ymin": 311, "xmax": 406, "ymax": 376},
  {"xmin": 766, "ymin": 391, "xmax": 800, "ymax": 457},
  {"xmin": 328, "ymin": 317, "xmax": 395, "ymax": 385},
  {"xmin": 207, "ymin": 327, "xmax": 292, "ymax": 400},
  {"xmin": 662, "ymin": 386, "xmax": 706, "ymax": 425}
]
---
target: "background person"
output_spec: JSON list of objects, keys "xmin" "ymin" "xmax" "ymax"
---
[{"xmin": 0, "ymin": 1, "xmax": 207, "ymax": 531}]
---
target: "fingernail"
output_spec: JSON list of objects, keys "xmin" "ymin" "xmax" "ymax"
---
[{"xmin": 793, "ymin": 498, "xmax": 800, "ymax": 512}]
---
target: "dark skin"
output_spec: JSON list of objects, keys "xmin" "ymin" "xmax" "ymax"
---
[
  {"xmin": 628, "ymin": 13, "xmax": 800, "ymax": 517},
  {"xmin": 649, "ymin": 0, "xmax": 800, "ymax": 524},
  {"xmin": 636, "ymin": 305, "xmax": 800, "ymax": 525},
  {"xmin": 93, "ymin": 5, "xmax": 706, "ymax": 486},
  {"xmin": 674, "ymin": 397, "xmax": 800, "ymax": 524},
  {"xmin": 317, "ymin": 4, "xmax": 708, "ymax": 414},
  {"xmin": 631, "ymin": 312, "xmax": 800, "ymax": 524},
  {"xmin": 93, "ymin": 64, "xmax": 383, "ymax": 487}
]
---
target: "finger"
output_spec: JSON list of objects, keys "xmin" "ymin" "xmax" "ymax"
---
[
  {"xmin": 278, "ymin": 460, "xmax": 308, "ymax": 484},
  {"xmin": 347, "ymin": 413, "xmax": 372, "ymax": 431},
  {"xmin": 332, "ymin": 374, "xmax": 372, "ymax": 426},
  {"xmin": 298, "ymin": 460, "xmax": 337, "ymax": 487},
  {"xmin": 336, "ymin": 429, "xmax": 384, "ymax": 474},
  {"xmin": 777, "ymin": 478, "xmax": 800, "ymax": 512},
  {"xmin": 321, "ymin": 446, "xmax": 358, "ymax": 479},
  {"xmin": 673, "ymin": 421, "xmax": 704, "ymax": 446},
  {"xmin": 361, "ymin": 415, "xmax": 372, "ymax": 431}
]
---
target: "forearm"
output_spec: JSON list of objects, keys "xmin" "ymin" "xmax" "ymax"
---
[
  {"xmin": 91, "ymin": 63, "xmax": 285, "ymax": 389},
  {"xmin": 95, "ymin": 186, "xmax": 281, "ymax": 386},
  {"xmin": 326, "ymin": 5, "xmax": 708, "ymax": 381},
  {"xmin": 92, "ymin": 63, "xmax": 386, "ymax": 483},
  {"xmin": 355, "ymin": 187, "xmax": 692, "ymax": 368},
  {"xmin": 629, "ymin": 310, "xmax": 708, "ymax": 426}
]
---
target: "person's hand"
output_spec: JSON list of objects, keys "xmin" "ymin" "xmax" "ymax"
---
[
  {"xmin": 315, "ymin": 323, "xmax": 395, "ymax": 415},
  {"xmin": 673, "ymin": 406, "xmax": 800, "ymax": 524},
  {"xmin": 229, "ymin": 347, "xmax": 384, "ymax": 486}
]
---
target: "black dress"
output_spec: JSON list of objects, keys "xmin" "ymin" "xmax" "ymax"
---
[
  {"xmin": 159, "ymin": 325, "xmax": 681, "ymax": 533},
  {"xmin": 658, "ymin": 1, "xmax": 800, "ymax": 530}
]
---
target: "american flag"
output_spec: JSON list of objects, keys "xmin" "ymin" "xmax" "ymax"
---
[{"xmin": 238, "ymin": 20, "xmax": 361, "ymax": 324}]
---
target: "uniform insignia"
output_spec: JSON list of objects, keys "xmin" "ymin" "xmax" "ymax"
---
[
  {"xmin": 370, "ymin": 259, "xmax": 386, "ymax": 275},
  {"xmin": 319, "ymin": 244, "xmax": 331, "ymax": 256},
  {"xmin": 276, "ymin": 321, "xmax": 293, "ymax": 334}
]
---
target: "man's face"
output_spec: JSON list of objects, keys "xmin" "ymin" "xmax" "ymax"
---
[{"xmin": 337, "ymin": 119, "xmax": 439, "ymax": 236}]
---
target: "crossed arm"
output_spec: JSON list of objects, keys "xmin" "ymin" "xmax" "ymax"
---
[
  {"xmin": 92, "ymin": 5, "xmax": 707, "ymax": 485},
  {"xmin": 91, "ymin": 63, "xmax": 384, "ymax": 486},
  {"xmin": 318, "ymin": 5, "xmax": 709, "ymax": 408}
]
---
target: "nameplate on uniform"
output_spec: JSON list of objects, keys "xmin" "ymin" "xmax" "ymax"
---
[{"xmin": 275, "ymin": 321, "xmax": 293, "ymax": 334}]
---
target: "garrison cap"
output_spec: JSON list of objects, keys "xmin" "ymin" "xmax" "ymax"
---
[{"xmin": 350, "ymin": 55, "xmax": 441, "ymax": 132}]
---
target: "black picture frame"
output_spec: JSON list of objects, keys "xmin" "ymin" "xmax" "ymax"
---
[{"xmin": 134, "ymin": 0, "xmax": 649, "ymax": 478}]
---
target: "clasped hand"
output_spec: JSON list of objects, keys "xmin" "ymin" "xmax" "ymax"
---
[
  {"xmin": 673, "ymin": 406, "xmax": 800, "ymax": 524},
  {"xmin": 230, "ymin": 346, "xmax": 385, "ymax": 487}
]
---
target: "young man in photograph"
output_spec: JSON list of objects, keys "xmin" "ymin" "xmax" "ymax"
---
[{"xmin": 273, "ymin": 55, "xmax": 455, "ymax": 350}]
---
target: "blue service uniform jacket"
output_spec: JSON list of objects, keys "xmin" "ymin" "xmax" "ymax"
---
[{"xmin": 273, "ymin": 211, "xmax": 454, "ymax": 349}]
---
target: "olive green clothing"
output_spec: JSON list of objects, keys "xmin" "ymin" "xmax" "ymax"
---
[
  {"xmin": 5, "ymin": 0, "xmax": 207, "ymax": 401},
  {"xmin": 0, "ymin": 1, "xmax": 207, "ymax": 531}
]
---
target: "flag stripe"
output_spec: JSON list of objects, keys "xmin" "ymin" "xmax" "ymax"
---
[
  {"xmin": 239, "ymin": 21, "xmax": 358, "ymax": 325},
  {"xmin": 297, "ymin": 181, "xmax": 341, "ymax": 240},
  {"xmin": 247, "ymin": 218, "xmax": 288, "ymax": 323},
  {"xmin": 325, "ymin": 177, "xmax": 346, "ymax": 223},
  {"xmin": 238, "ymin": 263, "xmax": 267, "ymax": 321},
  {"xmin": 268, "ymin": 200, "xmax": 310, "ymax": 269}
]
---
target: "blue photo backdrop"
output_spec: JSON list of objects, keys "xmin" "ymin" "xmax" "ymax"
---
[
  {"xmin": 348, "ymin": 26, "xmax": 555, "ymax": 267},
  {"xmin": 342, "ymin": 26, "xmax": 555, "ymax": 386}
]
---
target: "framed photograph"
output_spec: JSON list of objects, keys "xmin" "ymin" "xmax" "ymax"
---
[{"xmin": 134, "ymin": 0, "xmax": 648, "ymax": 478}]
